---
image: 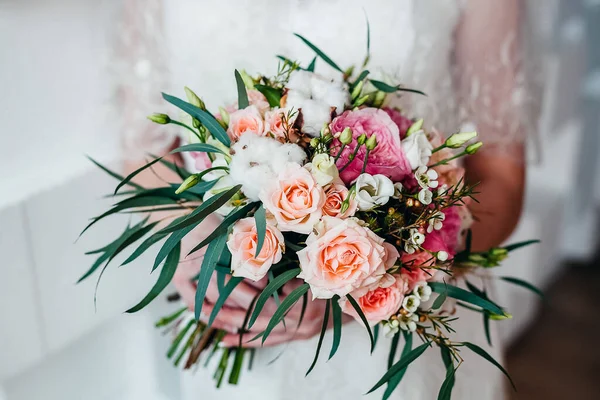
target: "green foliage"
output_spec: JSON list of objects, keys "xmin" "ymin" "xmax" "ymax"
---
[
  {"xmin": 437, "ymin": 346, "xmax": 456, "ymax": 400},
  {"xmin": 429, "ymin": 282, "xmax": 504, "ymax": 315},
  {"xmin": 346, "ymin": 294, "xmax": 375, "ymax": 353},
  {"xmin": 253, "ymin": 206, "xmax": 267, "ymax": 257},
  {"xmin": 235, "ymin": 70, "xmax": 249, "ymax": 109},
  {"xmin": 369, "ymin": 79, "xmax": 427, "ymax": 96},
  {"xmin": 501, "ymin": 276, "xmax": 544, "ymax": 299},
  {"xmin": 261, "ymin": 283, "xmax": 310, "ymax": 344},
  {"xmin": 329, "ymin": 296, "xmax": 343, "ymax": 360},
  {"xmin": 293, "ymin": 33, "xmax": 343, "ymax": 73},
  {"xmin": 248, "ymin": 268, "xmax": 301, "ymax": 328},
  {"xmin": 383, "ymin": 332, "xmax": 413, "ymax": 400},
  {"xmin": 368, "ymin": 342, "xmax": 428, "ymax": 394},
  {"xmin": 462, "ymin": 342, "xmax": 516, "ymax": 390},
  {"xmin": 306, "ymin": 299, "xmax": 331, "ymax": 376},
  {"xmin": 195, "ymin": 234, "xmax": 228, "ymax": 320}
]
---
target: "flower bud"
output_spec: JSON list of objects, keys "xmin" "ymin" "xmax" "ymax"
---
[
  {"xmin": 184, "ymin": 86, "xmax": 206, "ymax": 110},
  {"xmin": 238, "ymin": 69, "xmax": 255, "ymax": 89},
  {"xmin": 339, "ymin": 127, "xmax": 353, "ymax": 145},
  {"xmin": 175, "ymin": 174, "xmax": 200, "ymax": 194},
  {"xmin": 310, "ymin": 138, "xmax": 320, "ymax": 148},
  {"xmin": 147, "ymin": 113, "xmax": 170, "ymax": 125},
  {"xmin": 445, "ymin": 131, "xmax": 477, "ymax": 149},
  {"xmin": 489, "ymin": 312, "xmax": 513, "ymax": 321},
  {"xmin": 320, "ymin": 123, "xmax": 331, "ymax": 138},
  {"xmin": 353, "ymin": 94, "xmax": 370, "ymax": 107},
  {"xmin": 465, "ymin": 141, "xmax": 483, "ymax": 155},
  {"xmin": 365, "ymin": 134, "xmax": 378, "ymax": 150},
  {"xmin": 406, "ymin": 118, "xmax": 424, "ymax": 137},
  {"xmin": 372, "ymin": 90, "xmax": 387, "ymax": 108},
  {"xmin": 357, "ymin": 133, "xmax": 367, "ymax": 145},
  {"xmin": 218, "ymin": 107, "xmax": 231, "ymax": 125},
  {"xmin": 351, "ymin": 80, "xmax": 364, "ymax": 101}
]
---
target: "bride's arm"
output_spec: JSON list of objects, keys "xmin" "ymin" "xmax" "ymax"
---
[{"xmin": 455, "ymin": 0, "xmax": 526, "ymax": 251}]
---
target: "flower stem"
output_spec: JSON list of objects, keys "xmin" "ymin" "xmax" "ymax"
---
[
  {"xmin": 429, "ymin": 151, "xmax": 466, "ymax": 168},
  {"xmin": 334, "ymin": 143, "xmax": 347, "ymax": 162},
  {"xmin": 171, "ymin": 120, "xmax": 204, "ymax": 142},
  {"xmin": 431, "ymin": 144, "xmax": 447, "ymax": 154},
  {"xmin": 361, "ymin": 149, "xmax": 371, "ymax": 174},
  {"xmin": 339, "ymin": 144, "xmax": 362, "ymax": 172}
]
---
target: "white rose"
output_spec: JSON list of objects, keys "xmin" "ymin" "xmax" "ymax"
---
[
  {"xmin": 286, "ymin": 70, "xmax": 349, "ymax": 137},
  {"xmin": 401, "ymin": 130, "xmax": 433, "ymax": 170},
  {"xmin": 354, "ymin": 173, "xmax": 395, "ymax": 211},
  {"xmin": 305, "ymin": 154, "xmax": 339, "ymax": 186}
]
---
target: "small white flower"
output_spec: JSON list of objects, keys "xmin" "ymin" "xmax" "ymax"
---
[
  {"xmin": 404, "ymin": 228, "xmax": 425, "ymax": 254},
  {"xmin": 401, "ymin": 130, "xmax": 433, "ymax": 169},
  {"xmin": 286, "ymin": 70, "xmax": 350, "ymax": 137},
  {"xmin": 418, "ymin": 189, "xmax": 433, "ymax": 205},
  {"xmin": 427, "ymin": 211, "xmax": 445, "ymax": 233},
  {"xmin": 413, "ymin": 282, "xmax": 432, "ymax": 302},
  {"xmin": 399, "ymin": 313, "xmax": 419, "ymax": 332},
  {"xmin": 305, "ymin": 153, "xmax": 339, "ymax": 186},
  {"xmin": 392, "ymin": 182, "xmax": 404, "ymax": 199},
  {"xmin": 354, "ymin": 173, "xmax": 395, "ymax": 211},
  {"xmin": 438, "ymin": 184, "xmax": 449, "ymax": 195},
  {"xmin": 415, "ymin": 166, "xmax": 439, "ymax": 190},
  {"xmin": 437, "ymin": 251, "xmax": 449, "ymax": 262},
  {"xmin": 402, "ymin": 295, "xmax": 421, "ymax": 314},
  {"xmin": 384, "ymin": 319, "xmax": 400, "ymax": 337}
]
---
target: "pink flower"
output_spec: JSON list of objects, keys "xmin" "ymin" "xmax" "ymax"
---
[
  {"xmin": 227, "ymin": 217, "xmax": 284, "ymax": 281},
  {"xmin": 259, "ymin": 163, "xmax": 325, "ymax": 234},
  {"xmin": 297, "ymin": 217, "xmax": 387, "ymax": 299},
  {"xmin": 401, "ymin": 231, "xmax": 453, "ymax": 289},
  {"xmin": 383, "ymin": 242, "xmax": 400, "ymax": 270},
  {"xmin": 340, "ymin": 274, "xmax": 408, "ymax": 323},
  {"xmin": 247, "ymin": 90, "xmax": 271, "ymax": 114},
  {"xmin": 383, "ymin": 107, "xmax": 413, "ymax": 139},
  {"xmin": 263, "ymin": 107, "xmax": 297, "ymax": 139},
  {"xmin": 322, "ymin": 183, "xmax": 358, "ymax": 218},
  {"xmin": 227, "ymin": 105, "xmax": 265, "ymax": 141},
  {"xmin": 330, "ymin": 108, "xmax": 412, "ymax": 184}
]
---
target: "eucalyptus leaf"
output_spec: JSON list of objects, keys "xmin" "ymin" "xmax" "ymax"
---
[
  {"xmin": 306, "ymin": 56, "xmax": 317, "ymax": 72},
  {"xmin": 369, "ymin": 342, "xmax": 428, "ymax": 394},
  {"xmin": 121, "ymin": 231, "xmax": 167, "ymax": 266},
  {"xmin": 235, "ymin": 70, "xmax": 249, "ymax": 109},
  {"xmin": 254, "ymin": 206, "xmax": 267, "ymax": 258},
  {"xmin": 500, "ymin": 276, "xmax": 544, "ymax": 298},
  {"xmin": 438, "ymin": 346, "xmax": 456, "ymax": 400},
  {"xmin": 254, "ymin": 85, "xmax": 282, "ymax": 108},
  {"xmin": 329, "ymin": 296, "xmax": 343, "ymax": 360},
  {"xmin": 171, "ymin": 143, "xmax": 228, "ymax": 156},
  {"xmin": 306, "ymin": 299, "xmax": 330, "ymax": 376},
  {"xmin": 370, "ymin": 79, "xmax": 427, "ymax": 96},
  {"xmin": 248, "ymin": 268, "xmax": 301, "ymax": 328},
  {"xmin": 261, "ymin": 283, "xmax": 309, "ymax": 343},
  {"xmin": 195, "ymin": 234, "xmax": 228, "ymax": 320},
  {"xmin": 383, "ymin": 332, "xmax": 414, "ymax": 400},
  {"xmin": 87, "ymin": 156, "xmax": 144, "ymax": 190},
  {"xmin": 208, "ymin": 276, "xmax": 244, "ymax": 327},
  {"xmin": 293, "ymin": 33, "xmax": 343, "ymax": 73},
  {"xmin": 153, "ymin": 222, "xmax": 197, "ymax": 271},
  {"xmin": 346, "ymin": 294, "xmax": 375, "ymax": 353},
  {"xmin": 170, "ymin": 179, "xmax": 217, "ymax": 196},
  {"xmin": 463, "ymin": 342, "xmax": 516, "ymax": 390},
  {"xmin": 503, "ymin": 240, "xmax": 540, "ymax": 252},
  {"xmin": 429, "ymin": 282, "xmax": 504, "ymax": 315},
  {"xmin": 114, "ymin": 157, "xmax": 163, "ymax": 195}
]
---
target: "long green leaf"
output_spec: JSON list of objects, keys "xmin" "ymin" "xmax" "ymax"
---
[
  {"xmin": 126, "ymin": 243, "xmax": 181, "ymax": 313},
  {"xmin": 350, "ymin": 70, "xmax": 370, "ymax": 91},
  {"xmin": 306, "ymin": 299, "xmax": 330, "ymax": 375},
  {"xmin": 248, "ymin": 268, "xmax": 301, "ymax": 328},
  {"xmin": 254, "ymin": 84, "xmax": 282, "ymax": 108},
  {"xmin": 483, "ymin": 312, "xmax": 492, "ymax": 346},
  {"xmin": 438, "ymin": 346, "xmax": 456, "ymax": 400},
  {"xmin": 463, "ymin": 342, "xmax": 516, "ymax": 390},
  {"xmin": 157, "ymin": 157, "xmax": 191, "ymax": 181},
  {"xmin": 87, "ymin": 156, "xmax": 144, "ymax": 190},
  {"xmin": 114, "ymin": 157, "xmax": 163, "ymax": 195},
  {"xmin": 293, "ymin": 33, "xmax": 343, "ymax": 73},
  {"xmin": 368, "ymin": 342, "xmax": 428, "ymax": 394},
  {"xmin": 431, "ymin": 291, "xmax": 448, "ymax": 310},
  {"xmin": 228, "ymin": 347, "xmax": 246, "ymax": 385},
  {"xmin": 235, "ymin": 70, "xmax": 249, "ymax": 109},
  {"xmin": 162, "ymin": 93, "xmax": 231, "ymax": 146},
  {"xmin": 387, "ymin": 333, "xmax": 401, "ymax": 369},
  {"xmin": 166, "ymin": 319, "xmax": 195, "ymax": 358},
  {"xmin": 500, "ymin": 276, "xmax": 544, "ymax": 298},
  {"xmin": 429, "ymin": 282, "xmax": 504, "ymax": 315},
  {"xmin": 329, "ymin": 296, "xmax": 342, "ymax": 360},
  {"xmin": 208, "ymin": 276, "xmax": 244, "ymax": 327},
  {"xmin": 121, "ymin": 231, "xmax": 167, "ymax": 266},
  {"xmin": 153, "ymin": 222, "xmax": 196, "ymax": 271},
  {"xmin": 383, "ymin": 331, "xmax": 413, "ymax": 400},
  {"xmin": 170, "ymin": 143, "xmax": 228, "ymax": 156},
  {"xmin": 194, "ymin": 234, "xmax": 228, "ymax": 320},
  {"xmin": 370, "ymin": 79, "xmax": 427, "ymax": 96},
  {"xmin": 261, "ymin": 284, "xmax": 309, "ymax": 343},
  {"xmin": 254, "ymin": 206, "xmax": 267, "ymax": 258},
  {"xmin": 306, "ymin": 56, "xmax": 317, "ymax": 72},
  {"xmin": 170, "ymin": 179, "xmax": 217, "ymax": 196},
  {"xmin": 159, "ymin": 184, "xmax": 241, "ymax": 234},
  {"xmin": 346, "ymin": 294, "xmax": 375, "ymax": 353},
  {"xmin": 187, "ymin": 202, "xmax": 256, "ymax": 256},
  {"xmin": 105, "ymin": 221, "xmax": 159, "ymax": 266},
  {"xmin": 503, "ymin": 239, "xmax": 540, "ymax": 252}
]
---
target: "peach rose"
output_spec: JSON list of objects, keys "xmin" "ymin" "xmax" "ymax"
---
[
  {"xmin": 340, "ymin": 274, "xmax": 408, "ymax": 323},
  {"xmin": 322, "ymin": 183, "xmax": 358, "ymax": 218},
  {"xmin": 297, "ymin": 217, "xmax": 387, "ymax": 299},
  {"xmin": 227, "ymin": 217, "xmax": 284, "ymax": 281},
  {"xmin": 227, "ymin": 105, "xmax": 265, "ymax": 141},
  {"xmin": 264, "ymin": 107, "xmax": 297, "ymax": 139},
  {"xmin": 259, "ymin": 163, "xmax": 325, "ymax": 234}
]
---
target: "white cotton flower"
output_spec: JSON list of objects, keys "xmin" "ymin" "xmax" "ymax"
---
[
  {"xmin": 404, "ymin": 228, "xmax": 425, "ymax": 254},
  {"xmin": 305, "ymin": 153, "xmax": 339, "ymax": 186},
  {"xmin": 402, "ymin": 295, "xmax": 421, "ymax": 314},
  {"xmin": 354, "ymin": 173, "xmax": 395, "ymax": 211},
  {"xmin": 286, "ymin": 70, "xmax": 350, "ymax": 137},
  {"xmin": 413, "ymin": 282, "xmax": 432, "ymax": 302},
  {"xmin": 203, "ymin": 175, "xmax": 246, "ymax": 216},
  {"xmin": 229, "ymin": 133, "xmax": 307, "ymax": 200},
  {"xmin": 427, "ymin": 211, "xmax": 445, "ymax": 233},
  {"xmin": 399, "ymin": 313, "xmax": 419, "ymax": 332},
  {"xmin": 418, "ymin": 188, "xmax": 433, "ymax": 205},
  {"xmin": 401, "ymin": 130, "xmax": 433, "ymax": 169},
  {"xmin": 415, "ymin": 166, "xmax": 439, "ymax": 190}
]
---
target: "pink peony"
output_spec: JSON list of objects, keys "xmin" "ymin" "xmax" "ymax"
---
[
  {"xmin": 297, "ymin": 216, "xmax": 387, "ymax": 299},
  {"xmin": 322, "ymin": 183, "xmax": 358, "ymax": 218},
  {"xmin": 330, "ymin": 108, "xmax": 412, "ymax": 184},
  {"xmin": 383, "ymin": 107, "xmax": 413, "ymax": 139},
  {"xmin": 227, "ymin": 217, "xmax": 284, "ymax": 281},
  {"xmin": 259, "ymin": 163, "xmax": 325, "ymax": 234},
  {"xmin": 227, "ymin": 105, "xmax": 265, "ymax": 141},
  {"xmin": 401, "ymin": 231, "xmax": 453, "ymax": 289},
  {"xmin": 340, "ymin": 274, "xmax": 408, "ymax": 323}
]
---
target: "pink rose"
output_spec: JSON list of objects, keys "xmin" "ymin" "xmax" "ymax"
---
[
  {"xmin": 330, "ymin": 108, "xmax": 412, "ymax": 184},
  {"xmin": 322, "ymin": 183, "xmax": 358, "ymax": 218},
  {"xmin": 297, "ymin": 216, "xmax": 387, "ymax": 299},
  {"xmin": 247, "ymin": 90, "xmax": 271, "ymax": 114},
  {"xmin": 383, "ymin": 107, "xmax": 413, "ymax": 139},
  {"xmin": 259, "ymin": 163, "xmax": 325, "ymax": 234},
  {"xmin": 383, "ymin": 242, "xmax": 400, "ymax": 270},
  {"xmin": 340, "ymin": 274, "xmax": 407, "ymax": 323},
  {"xmin": 401, "ymin": 231, "xmax": 453, "ymax": 289},
  {"xmin": 227, "ymin": 217, "xmax": 284, "ymax": 281},
  {"xmin": 227, "ymin": 105, "xmax": 265, "ymax": 141},
  {"xmin": 263, "ymin": 107, "xmax": 297, "ymax": 139}
]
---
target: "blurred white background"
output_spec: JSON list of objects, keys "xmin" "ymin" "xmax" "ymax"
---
[{"xmin": 1, "ymin": 0, "xmax": 599, "ymax": 399}]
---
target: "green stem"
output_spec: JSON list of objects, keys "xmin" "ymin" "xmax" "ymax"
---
[
  {"xmin": 333, "ymin": 143, "xmax": 347, "ymax": 163},
  {"xmin": 361, "ymin": 149, "xmax": 371, "ymax": 174},
  {"xmin": 171, "ymin": 120, "xmax": 203, "ymax": 143},
  {"xmin": 339, "ymin": 144, "xmax": 362, "ymax": 172},
  {"xmin": 429, "ymin": 151, "xmax": 466, "ymax": 168},
  {"xmin": 432, "ymin": 144, "xmax": 447, "ymax": 154}
]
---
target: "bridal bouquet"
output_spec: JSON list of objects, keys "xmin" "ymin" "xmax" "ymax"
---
[{"xmin": 82, "ymin": 32, "xmax": 540, "ymax": 399}]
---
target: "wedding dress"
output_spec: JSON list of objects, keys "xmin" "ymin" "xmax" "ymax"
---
[{"xmin": 111, "ymin": 0, "xmax": 553, "ymax": 398}]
